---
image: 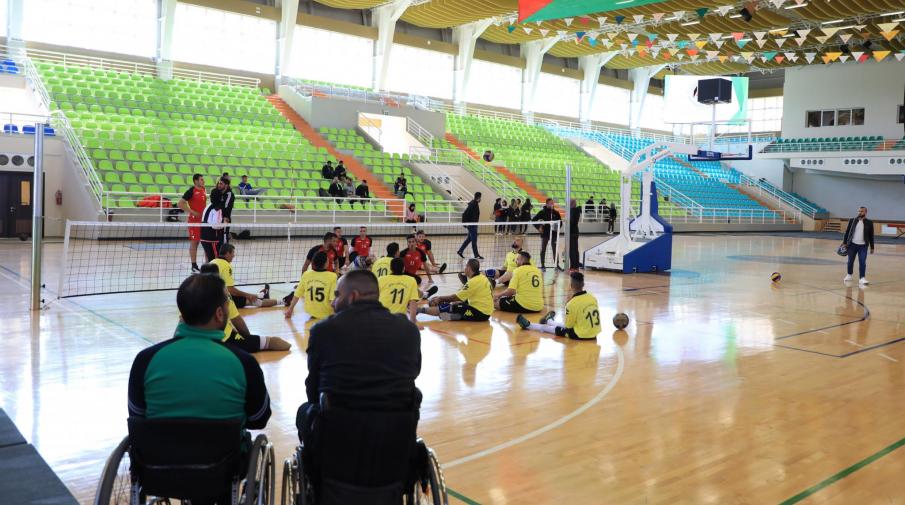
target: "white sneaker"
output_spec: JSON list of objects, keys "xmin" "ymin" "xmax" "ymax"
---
[
  {"xmin": 843, "ymin": 274, "xmax": 852, "ymax": 282},
  {"xmin": 859, "ymin": 278, "xmax": 869, "ymax": 285}
]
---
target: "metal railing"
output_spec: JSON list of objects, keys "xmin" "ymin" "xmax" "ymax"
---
[
  {"xmin": 103, "ymin": 192, "xmax": 408, "ymax": 223},
  {"xmin": 20, "ymin": 56, "xmax": 105, "ymax": 210},
  {"xmin": 666, "ymin": 207, "xmax": 795, "ymax": 224},
  {"xmin": 735, "ymin": 172, "xmax": 821, "ymax": 219},
  {"xmin": 761, "ymin": 139, "xmax": 903, "ymax": 153},
  {"xmin": 412, "ymin": 147, "xmax": 522, "ymax": 200},
  {"xmin": 0, "ymin": 111, "xmax": 54, "ymax": 133},
  {"xmin": 421, "ymin": 199, "xmax": 468, "ymax": 222},
  {"xmin": 405, "ymin": 116, "xmax": 434, "ymax": 148},
  {"xmin": 357, "ymin": 114, "xmax": 383, "ymax": 145},
  {"xmin": 25, "ymin": 47, "xmax": 261, "ymax": 88},
  {"xmin": 287, "ymin": 78, "xmax": 440, "ymax": 110},
  {"xmin": 407, "ymin": 153, "xmax": 472, "ymax": 202}
]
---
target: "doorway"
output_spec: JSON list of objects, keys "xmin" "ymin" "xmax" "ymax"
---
[{"xmin": 0, "ymin": 172, "xmax": 33, "ymax": 238}]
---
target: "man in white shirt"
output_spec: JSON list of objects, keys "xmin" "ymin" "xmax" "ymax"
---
[{"xmin": 841, "ymin": 206, "xmax": 875, "ymax": 285}]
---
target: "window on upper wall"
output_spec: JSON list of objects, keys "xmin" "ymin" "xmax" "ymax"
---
[
  {"xmin": 590, "ymin": 84, "xmax": 630, "ymax": 126},
  {"xmin": 898, "ymin": 105, "xmax": 905, "ymax": 124},
  {"xmin": 287, "ymin": 27, "xmax": 373, "ymax": 89},
  {"xmin": 386, "ymin": 44, "xmax": 453, "ymax": 100},
  {"xmin": 172, "ymin": 3, "xmax": 276, "ymax": 75},
  {"xmin": 806, "ymin": 108, "xmax": 864, "ymax": 128},
  {"xmin": 22, "ymin": 0, "xmax": 156, "ymax": 57},
  {"xmin": 747, "ymin": 96, "xmax": 783, "ymax": 132},
  {"xmin": 467, "ymin": 59, "xmax": 521, "ymax": 111},
  {"xmin": 534, "ymin": 72, "xmax": 579, "ymax": 118}
]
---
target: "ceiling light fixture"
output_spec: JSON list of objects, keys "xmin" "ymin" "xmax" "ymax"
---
[
  {"xmin": 892, "ymin": 18, "xmax": 905, "ymax": 23},
  {"xmin": 785, "ymin": 3, "xmax": 808, "ymax": 9},
  {"xmin": 821, "ymin": 19, "xmax": 844, "ymax": 25},
  {"xmin": 615, "ymin": 0, "xmax": 634, "ymax": 4},
  {"xmin": 884, "ymin": 11, "xmax": 904, "ymax": 16},
  {"xmin": 768, "ymin": 27, "xmax": 788, "ymax": 33},
  {"xmin": 680, "ymin": 20, "xmax": 700, "ymax": 26},
  {"xmin": 729, "ymin": 14, "xmax": 742, "ymax": 18}
]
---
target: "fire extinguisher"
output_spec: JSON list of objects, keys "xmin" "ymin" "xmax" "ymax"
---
[{"xmin": 55, "ymin": 190, "xmax": 63, "ymax": 205}]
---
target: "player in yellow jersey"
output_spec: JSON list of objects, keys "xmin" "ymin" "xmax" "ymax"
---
[
  {"xmin": 482, "ymin": 236, "xmax": 532, "ymax": 285},
  {"xmin": 198, "ymin": 262, "xmax": 291, "ymax": 352},
  {"xmin": 209, "ymin": 244, "xmax": 280, "ymax": 309},
  {"xmin": 371, "ymin": 242, "xmax": 400, "ymax": 279},
  {"xmin": 378, "ymin": 258, "xmax": 421, "ymax": 323},
  {"xmin": 517, "ymin": 272, "xmax": 600, "ymax": 340},
  {"xmin": 494, "ymin": 251, "xmax": 545, "ymax": 313},
  {"xmin": 285, "ymin": 251, "xmax": 338, "ymax": 320},
  {"xmin": 418, "ymin": 259, "xmax": 493, "ymax": 322}
]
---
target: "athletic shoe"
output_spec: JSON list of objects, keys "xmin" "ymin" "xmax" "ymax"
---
[
  {"xmin": 475, "ymin": 255, "xmax": 485, "ymax": 260},
  {"xmin": 423, "ymin": 285, "xmax": 439, "ymax": 299},
  {"xmin": 283, "ymin": 291, "xmax": 295, "ymax": 307},
  {"xmin": 438, "ymin": 263, "xmax": 447, "ymax": 274},
  {"xmin": 266, "ymin": 337, "xmax": 292, "ymax": 351},
  {"xmin": 843, "ymin": 274, "xmax": 852, "ymax": 282},
  {"xmin": 489, "ymin": 278, "xmax": 497, "ymax": 290},
  {"xmin": 456, "ymin": 251, "xmax": 465, "ymax": 259},
  {"xmin": 191, "ymin": 263, "xmax": 200, "ymax": 273},
  {"xmin": 457, "ymin": 273, "xmax": 467, "ymax": 285},
  {"xmin": 540, "ymin": 311, "xmax": 556, "ymax": 325},
  {"xmin": 859, "ymin": 277, "xmax": 869, "ymax": 285},
  {"xmin": 516, "ymin": 314, "xmax": 531, "ymax": 330},
  {"xmin": 260, "ymin": 283, "xmax": 270, "ymax": 300}
]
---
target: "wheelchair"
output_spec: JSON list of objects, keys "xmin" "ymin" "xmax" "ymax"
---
[
  {"xmin": 281, "ymin": 396, "xmax": 447, "ymax": 505},
  {"xmin": 94, "ymin": 417, "xmax": 275, "ymax": 505}
]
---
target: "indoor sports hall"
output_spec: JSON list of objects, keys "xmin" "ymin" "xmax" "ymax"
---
[{"xmin": 0, "ymin": 1, "xmax": 903, "ymax": 504}]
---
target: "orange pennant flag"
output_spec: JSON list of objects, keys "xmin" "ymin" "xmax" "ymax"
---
[
  {"xmin": 873, "ymin": 50, "xmax": 891, "ymax": 62},
  {"xmin": 775, "ymin": 55, "xmax": 785, "ymax": 63},
  {"xmin": 825, "ymin": 51, "xmax": 842, "ymax": 62},
  {"xmin": 880, "ymin": 30, "xmax": 900, "ymax": 41}
]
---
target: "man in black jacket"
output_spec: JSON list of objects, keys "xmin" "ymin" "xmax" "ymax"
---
[
  {"xmin": 457, "ymin": 192, "xmax": 483, "ymax": 259},
  {"xmin": 533, "ymin": 198, "xmax": 562, "ymax": 269},
  {"xmin": 296, "ymin": 270, "xmax": 422, "ymax": 438},
  {"xmin": 569, "ymin": 199, "xmax": 581, "ymax": 271},
  {"xmin": 321, "ymin": 160, "xmax": 334, "ymax": 179},
  {"xmin": 841, "ymin": 206, "xmax": 875, "ymax": 285},
  {"xmin": 355, "ymin": 179, "xmax": 370, "ymax": 207},
  {"xmin": 608, "ymin": 202, "xmax": 617, "ymax": 234}
]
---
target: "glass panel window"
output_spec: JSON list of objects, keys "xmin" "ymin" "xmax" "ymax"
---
[
  {"xmin": 898, "ymin": 105, "xmax": 904, "ymax": 124},
  {"xmin": 852, "ymin": 108, "xmax": 865, "ymax": 126},
  {"xmin": 288, "ymin": 27, "xmax": 373, "ymax": 89},
  {"xmin": 821, "ymin": 110, "xmax": 835, "ymax": 127},
  {"xmin": 20, "ymin": 180, "xmax": 30, "ymax": 206},
  {"xmin": 533, "ymin": 72, "xmax": 579, "ymax": 118},
  {"xmin": 468, "ymin": 59, "xmax": 521, "ymax": 111},
  {"xmin": 837, "ymin": 109, "xmax": 851, "ymax": 126},
  {"xmin": 172, "ymin": 4, "xmax": 276, "ymax": 74},
  {"xmin": 386, "ymin": 44, "xmax": 453, "ymax": 99},
  {"xmin": 806, "ymin": 111, "xmax": 821, "ymax": 128},
  {"xmin": 590, "ymin": 84, "xmax": 630, "ymax": 126},
  {"xmin": 23, "ymin": 0, "xmax": 156, "ymax": 57}
]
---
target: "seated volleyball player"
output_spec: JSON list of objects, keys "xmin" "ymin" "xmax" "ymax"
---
[
  {"xmin": 371, "ymin": 242, "xmax": 399, "ymax": 279},
  {"xmin": 494, "ymin": 251, "xmax": 545, "ymax": 313},
  {"xmin": 301, "ymin": 232, "xmax": 338, "ymax": 274},
  {"xmin": 403, "ymin": 234, "xmax": 436, "ymax": 288},
  {"xmin": 199, "ymin": 264, "xmax": 291, "ymax": 352},
  {"xmin": 285, "ymin": 251, "xmax": 337, "ymax": 320},
  {"xmin": 209, "ymin": 243, "xmax": 279, "ymax": 309},
  {"xmin": 415, "ymin": 229, "xmax": 447, "ymax": 275},
  {"xmin": 517, "ymin": 272, "xmax": 601, "ymax": 340},
  {"xmin": 485, "ymin": 236, "xmax": 530, "ymax": 285},
  {"xmin": 332, "ymin": 226, "xmax": 350, "ymax": 269},
  {"xmin": 378, "ymin": 258, "xmax": 420, "ymax": 323},
  {"xmin": 419, "ymin": 259, "xmax": 493, "ymax": 322}
]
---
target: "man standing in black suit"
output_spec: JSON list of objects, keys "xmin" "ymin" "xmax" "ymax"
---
[{"xmin": 841, "ymin": 206, "xmax": 874, "ymax": 285}]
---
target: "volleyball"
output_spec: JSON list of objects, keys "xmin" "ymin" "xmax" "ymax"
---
[{"xmin": 771, "ymin": 272, "xmax": 782, "ymax": 283}]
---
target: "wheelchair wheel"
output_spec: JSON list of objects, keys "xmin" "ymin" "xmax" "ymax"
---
[
  {"xmin": 95, "ymin": 436, "xmax": 160, "ymax": 505},
  {"xmin": 242, "ymin": 434, "xmax": 275, "ymax": 505},
  {"xmin": 280, "ymin": 446, "xmax": 311, "ymax": 505},
  {"xmin": 406, "ymin": 442, "xmax": 448, "ymax": 505}
]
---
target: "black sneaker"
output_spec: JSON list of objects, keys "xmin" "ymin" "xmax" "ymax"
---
[
  {"xmin": 423, "ymin": 285, "xmax": 439, "ymax": 300},
  {"xmin": 282, "ymin": 292, "xmax": 294, "ymax": 307},
  {"xmin": 456, "ymin": 251, "xmax": 465, "ymax": 259},
  {"xmin": 191, "ymin": 263, "xmax": 200, "ymax": 273},
  {"xmin": 260, "ymin": 283, "xmax": 271, "ymax": 300},
  {"xmin": 475, "ymin": 255, "xmax": 485, "ymax": 260},
  {"xmin": 489, "ymin": 277, "xmax": 497, "ymax": 290},
  {"xmin": 540, "ymin": 311, "xmax": 556, "ymax": 325},
  {"xmin": 457, "ymin": 273, "xmax": 467, "ymax": 285},
  {"xmin": 516, "ymin": 314, "xmax": 531, "ymax": 330},
  {"xmin": 438, "ymin": 263, "xmax": 447, "ymax": 274}
]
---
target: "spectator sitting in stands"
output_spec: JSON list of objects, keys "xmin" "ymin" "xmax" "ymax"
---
[
  {"xmin": 405, "ymin": 203, "xmax": 419, "ymax": 224},
  {"xmin": 343, "ymin": 176, "xmax": 355, "ymax": 205},
  {"xmin": 237, "ymin": 175, "xmax": 265, "ymax": 196},
  {"xmin": 355, "ymin": 179, "xmax": 370, "ymax": 207},
  {"xmin": 328, "ymin": 177, "xmax": 346, "ymax": 204},
  {"xmin": 321, "ymin": 160, "xmax": 334, "ymax": 179},
  {"xmin": 395, "ymin": 173, "xmax": 412, "ymax": 198},
  {"xmin": 334, "ymin": 160, "xmax": 347, "ymax": 179},
  {"xmin": 585, "ymin": 196, "xmax": 595, "ymax": 216}
]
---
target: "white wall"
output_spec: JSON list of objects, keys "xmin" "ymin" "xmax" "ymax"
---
[
  {"xmin": 782, "ymin": 61, "xmax": 905, "ymax": 139},
  {"xmin": 791, "ymin": 170, "xmax": 905, "ymax": 220},
  {"xmin": 724, "ymin": 142, "xmax": 788, "ymax": 188}
]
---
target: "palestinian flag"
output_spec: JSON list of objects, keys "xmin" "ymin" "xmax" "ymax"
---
[{"xmin": 519, "ymin": 0, "xmax": 672, "ymax": 23}]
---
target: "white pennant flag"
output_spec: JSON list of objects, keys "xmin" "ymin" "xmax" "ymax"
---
[
  {"xmin": 815, "ymin": 35, "xmax": 829, "ymax": 44},
  {"xmin": 652, "ymin": 47, "xmax": 661, "ymax": 56},
  {"xmin": 790, "ymin": 54, "xmax": 799, "ymax": 62},
  {"xmin": 746, "ymin": 55, "xmax": 756, "ymax": 63},
  {"xmin": 716, "ymin": 5, "xmax": 733, "ymax": 16},
  {"xmin": 756, "ymin": 39, "xmax": 767, "ymax": 48},
  {"xmin": 652, "ymin": 13, "xmax": 665, "ymax": 23},
  {"xmin": 851, "ymin": 51, "xmax": 864, "ymax": 60},
  {"xmin": 775, "ymin": 38, "xmax": 787, "ymax": 48},
  {"xmin": 896, "ymin": 52, "xmax": 905, "ymax": 61},
  {"xmin": 839, "ymin": 34, "xmax": 852, "ymax": 43},
  {"xmin": 770, "ymin": 0, "xmax": 786, "ymax": 7},
  {"xmin": 539, "ymin": 28, "xmax": 549, "ymax": 36},
  {"xmin": 878, "ymin": 22, "xmax": 900, "ymax": 32},
  {"xmin": 603, "ymin": 40, "xmax": 613, "ymax": 48},
  {"xmin": 715, "ymin": 40, "xmax": 725, "ymax": 48},
  {"xmin": 687, "ymin": 33, "xmax": 700, "ymax": 41},
  {"xmin": 667, "ymin": 33, "xmax": 679, "ymax": 42},
  {"xmin": 673, "ymin": 11, "xmax": 685, "ymax": 20},
  {"xmin": 633, "ymin": 14, "xmax": 645, "ymax": 24},
  {"xmin": 707, "ymin": 50, "xmax": 720, "ymax": 59},
  {"xmin": 753, "ymin": 31, "xmax": 767, "ymax": 40},
  {"xmin": 524, "ymin": 27, "xmax": 532, "ymax": 34},
  {"xmin": 797, "ymin": 29, "xmax": 811, "ymax": 38},
  {"xmin": 691, "ymin": 54, "xmax": 700, "ymax": 61},
  {"xmin": 795, "ymin": 37, "xmax": 807, "ymax": 46},
  {"xmin": 784, "ymin": 51, "xmax": 796, "ymax": 60},
  {"xmin": 710, "ymin": 33, "xmax": 723, "ymax": 41},
  {"xmin": 821, "ymin": 27, "xmax": 840, "ymax": 37},
  {"xmin": 804, "ymin": 52, "xmax": 816, "ymax": 63},
  {"xmin": 839, "ymin": 55, "xmax": 850, "ymax": 63},
  {"xmin": 627, "ymin": 33, "xmax": 638, "ymax": 42},
  {"xmin": 620, "ymin": 43, "xmax": 628, "ymax": 50},
  {"xmin": 854, "ymin": 25, "xmax": 866, "ymax": 31},
  {"xmin": 597, "ymin": 16, "xmax": 607, "ymax": 25},
  {"xmin": 564, "ymin": 18, "xmax": 574, "ymax": 26},
  {"xmin": 677, "ymin": 53, "xmax": 686, "ymax": 60},
  {"xmin": 760, "ymin": 54, "xmax": 771, "ymax": 62}
]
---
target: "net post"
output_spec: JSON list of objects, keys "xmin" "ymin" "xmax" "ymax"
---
[
  {"xmin": 57, "ymin": 219, "xmax": 72, "ymax": 299},
  {"xmin": 564, "ymin": 162, "xmax": 572, "ymax": 270},
  {"xmin": 31, "ymin": 123, "xmax": 45, "ymax": 311}
]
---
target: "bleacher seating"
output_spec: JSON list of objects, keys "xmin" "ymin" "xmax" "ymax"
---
[
  {"xmin": 426, "ymin": 137, "xmax": 518, "ymax": 198},
  {"xmin": 35, "ymin": 61, "xmax": 388, "ymax": 212},
  {"xmin": 762, "ymin": 136, "xmax": 895, "ymax": 153},
  {"xmin": 318, "ymin": 127, "xmax": 448, "ymax": 210},
  {"xmin": 1, "ymin": 59, "xmax": 20, "ymax": 75},
  {"xmin": 445, "ymin": 114, "xmax": 683, "ymax": 217}
]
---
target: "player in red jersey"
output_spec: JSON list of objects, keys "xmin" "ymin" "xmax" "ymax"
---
[
  {"xmin": 302, "ymin": 232, "xmax": 338, "ymax": 273},
  {"xmin": 415, "ymin": 229, "xmax": 447, "ymax": 275},
  {"xmin": 178, "ymin": 173, "xmax": 206, "ymax": 272},
  {"xmin": 332, "ymin": 226, "xmax": 350, "ymax": 269},
  {"xmin": 350, "ymin": 226, "xmax": 372, "ymax": 258},
  {"xmin": 402, "ymin": 234, "xmax": 436, "ymax": 287}
]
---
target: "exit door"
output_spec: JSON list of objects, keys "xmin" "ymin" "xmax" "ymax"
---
[{"xmin": 0, "ymin": 172, "xmax": 33, "ymax": 238}]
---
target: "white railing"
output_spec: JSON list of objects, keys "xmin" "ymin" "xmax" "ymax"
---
[
  {"xmin": 20, "ymin": 56, "xmax": 105, "ymax": 210},
  {"xmin": 405, "ymin": 116, "xmax": 434, "ymax": 148},
  {"xmin": 25, "ymin": 47, "xmax": 261, "ymax": 88},
  {"xmin": 421, "ymin": 199, "xmax": 468, "ymax": 223},
  {"xmin": 0, "ymin": 111, "xmax": 53, "ymax": 133},
  {"xmin": 735, "ymin": 172, "xmax": 821, "ymax": 218},
  {"xmin": 667, "ymin": 207, "xmax": 796, "ymax": 225},
  {"xmin": 287, "ymin": 78, "xmax": 440, "ymax": 110},
  {"xmin": 103, "ymin": 192, "xmax": 407, "ymax": 223},
  {"xmin": 413, "ymin": 147, "xmax": 522, "ymax": 200},
  {"xmin": 761, "ymin": 139, "xmax": 901, "ymax": 153},
  {"xmin": 357, "ymin": 114, "xmax": 383, "ymax": 145},
  {"xmin": 48, "ymin": 93, "xmax": 285, "ymax": 124}
]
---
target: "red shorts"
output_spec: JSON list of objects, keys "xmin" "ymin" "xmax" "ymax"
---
[{"xmin": 187, "ymin": 217, "xmax": 201, "ymax": 241}]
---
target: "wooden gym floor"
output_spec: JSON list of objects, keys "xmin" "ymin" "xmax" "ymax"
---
[{"xmin": 1, "ymin": 233, "xmax": 905, "ymax": 504}]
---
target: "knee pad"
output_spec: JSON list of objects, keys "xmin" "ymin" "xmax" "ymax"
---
[
  {"xmin": 438, "ymin": 302, "xmax": 452, "ymax": 313},
  {"xmin": 485, "ymin": 268, "xmax": 497, "ymax": 279}
]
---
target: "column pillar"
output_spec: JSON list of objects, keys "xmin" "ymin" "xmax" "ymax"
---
[
  {"xmin": 628, "ymin": 64, "xmax": 666, "ymax": 130},
  {"xmin": 452, "ymin": 18, "xmax": 493, "ymax": 111},
  {"xmin": 275, "ymin": 0, "xmax": 300, "ymax": 87},
  {"xmin": 519, "ymin": 37, "xmax": 558, "ymax": 121},
  {"xmin": 370, "ymin": 0, "xmax": 412, "ymax": 92},
  {"xmin": 7, "ymin": 0, "xmax": 25, "ymax": 57},
  {"xmin": 156, "ymin": 0, "xmax": 178, "ymax": 80},
  {"xmin": 578, "ymin": 52, "xmax": 616, "ymax": 125}
]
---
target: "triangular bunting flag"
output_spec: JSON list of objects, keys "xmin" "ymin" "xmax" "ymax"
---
[
  {"xmin": 652, "ymin": 13, "xmax": 665, "ymax": 23},
  {"xmin": 716, "ymin": 5, "xmax": 733, "ymax": 16},
  {"xmin": 878, "ymin": 22, "xmax": 899, "ymax": 32},
  {"xmin": 687, "ymin": 48, "xmax": 699, "ymax": 56},
  {"xmin": 754, "ymin": 31, "xmax": 767, "ymax": 40},
  {"xmin": 652, "ymin": 47, "xmax": 661, "ymax": 56},
  {"xmin": 896, "ymin": 52, "xmax": 905, "ymax": 61},
  {"xmin": 762, "ymin": 51, "xmax": 778, "ymax": 61},
  {"xmin": 597, "ymin": 16, "xmax": 607, "ymax": 25},
  {"xmin": 620, "ymin": 43, "xmax": 628, "ymax": 50},
  {"xmin": 633, "ymin": 14, "xmax": 645, "ymax": 24},
  {"xmin": 667, "ymin": 33, "xmax": 679, "ymax": 42},
  {"xmin": 668, "ymin": 47, "xmax": 680, "ymax": 55},
  {"xmin": 575, "ymin": 31, "xmax": 586, "ymax": 41},
  {"xmin": 507, "ymin": 25, "xmax": 516, "ymax": 33},
  {"xmin": 662, "ymin": 51, "xmax": 671, "ymax": 60},
  {"xmin": 564, "ymin": 18, "xmax": 574, "ymax": 26},
  {"xmin": 804, "ymin": 52, "xmax": 816, "ymax": 63},
  {"xmin": 647, "ymin": 33, "xmax": 659, "ymax": 42},
  {"xmin": 784, "ymin": 51, "xmax": 796, "ymax": 60},
  {"xmin": 687, "ymin": 33, "xmax": 700, "ymax": 41},
  {"xmin": 707, "ymin": 50, "xmax": 720, "ymax": 59},
  {"xmin": 796, "ymin": 29, "xmax": 811, "ymax": 38},
  {"xmin": 881, "ymin": 30, "xmax": 900, "ymax": 41},
  {"xmin": 874, "ymin": 50, "xmax": 891, "ymax": 62},
  {"xmin": 557, "ymin": 30, "xmax": 567, "ymax": 37},
  {"xmin": 839, "ymin": 55, "xmax": 849, "ymax": 62},
  {"xmin": 815, "ymin": 36, "xmax": 829, "ymax": 44},
  {"xmin": 539, "ymin": 28, "xmax": 549, "ymax": 36},
  {"xmin": 732, "ymin": 32, "xmax": 745, "ymax": 41},
  {"xmin": 677, "ymin": 40, "xmax": 689, "ymax": 49},
  {"xmin": 821, "ymin": 55, "xmax": 831, "ymax": 64},
  {"xmin": 860, "ymin": 31, "xmax": 871, "ymax": 40},
  {"xmin": 615, "ymin": 15, "xmax": 625, "ymax": 25},
  {"xmin": 858, "ymin": 53, "xmax": 870, "ymax": 63},
  {"xmin": 691, "ymin": 54, "xmax": 700, "ymax": 61},
  {"xmin": 775, "ymin": 38, "xmax": 787, "ymax": 48},
  {"xmin": 825, "ymin": 52, "xmax": 842, "ymax": 62},
  {"xmin": 710, "ymin": 33, "xmax": 723, "ymax": 42},
  {"xmin": 524, "ymin": 27, "xmax": 532, "ymax": 34},
  {"xmin": 603, "ymin": 40, "xmax": 613, "ymax": 48},
  {"xmin": 790, "ymin": 54, "xmax": 799, "ymax": 62},
  {"xmin": 627, "ymin": 33, "xmax": 638, "ymax": 42},
  {"xmin": 795, "ymin": 37, "xmax": 807, "ymax": 46},
  {"xmin": 638, "ymin": 48, "xmax": 647, "ymax": 57},
  {"xmin": 646, "ymin": 39, "xmax": 653, "ymax": 48},
  {"xmin": 719, "ymin": 55, "xmax": 728, "ymax": 63},
  {"xmin": 696, "ymin": 40, "xmax": 708, "ymax": 49},
  {"xmin": 770, "ymin": 0, "xmax": 785, "ymax": 7},
  {"xmin": 737, "ymin": 39, "xmax": 749, "ymax": 48},
  {"xmin": 821, "ymin": 27, "xmax": 840, "ymax": 38},
  {"xmin": 795, "ymin": 0, "xmax": 806, "ymax": 5},
  {"xmin": 756, "ymin": 39, "xmax": 767, "ymax": 48},
  {"xmin": 677, "ymin": 53, "xmax": 686, "ymax": 60},
  {"xmin": 715, "ymin": 40, "xmax": 725, "ymax": 48},
  {"xmin": 588, "ymin": 37, "xmax": 597, "ymax": 47},
  {"xmin": 839, "ymin": 34, "xmax": 852, "ymax": 44},
  {"xmin": 627, "ymin": 48, "xmax": 636, "ymax": 56},
  {"xmin": 851, "ymin": 51, "xmax": 864, "ymax": 60},
  {"xmin": 607, "ymin": 31, "xmax": 618, "ymax": 40},
  {"xmin": 696, "ymin": 8, "xmax": 709, "ymax": 18},
  {"xmin": 854, "ymin": 25, "xmax": 866, "ymax": 31},
  {"xmin": 775, "ymin": 56, "xmax": 785, "ymax": 63},
  {"xmin": 580, "ymin": 17, "xmax": 591, "ymax": 25},
  {"xmin": 746, "ymin": 54, "xmax": 756, "ymax": 64},
  {"xmin": 673, "ymin": 11, "xmax": 686, "ymax": 20},
  {"xmin": 741, "ymin": 51, "xmax": 753, "ymax": 59}
]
